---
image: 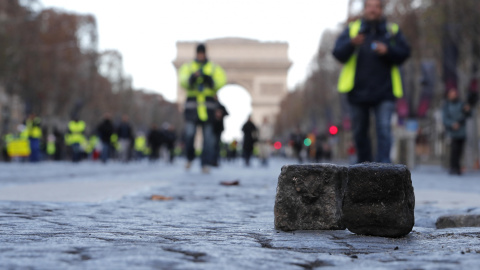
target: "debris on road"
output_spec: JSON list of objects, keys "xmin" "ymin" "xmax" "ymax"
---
[
  {"xmin": 150, "ymin": 195, "xmax": 173, "ymax": 201},
  {"xmin": 220, "ymin": 180, "xmax": 240, "ymax": 186}
]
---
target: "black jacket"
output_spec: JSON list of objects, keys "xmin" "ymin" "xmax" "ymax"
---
[
  {"xmin": 116, "ymin": 122, "xmax": 133, "ymax": 140},
  {"xmin": 242, "ymin": 120, "xmax": 257, "ymax": 151},
  {"xmin": 97, "ymin": 119, "xmax": 114, "ymax": 143},
  {"xmin": 147, "ymin": 129, "xmax": 163, "ymax": 149},
  {"xmin": 332, "ymin": 19, "xmax": 411, "ymax": 105}
]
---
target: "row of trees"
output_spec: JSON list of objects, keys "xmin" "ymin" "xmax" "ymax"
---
[
  {"xmin": 275, "ymin": 0, "xmax": 480, "ymax": 161},
  {"xmin": 0, "ymin": 0, "xmax": 181, "ymax": 136}
]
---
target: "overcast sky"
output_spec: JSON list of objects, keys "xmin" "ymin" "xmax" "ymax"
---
[{"xmin": 39, "ymin": 0, "xmax": 350, "ymax": 140}]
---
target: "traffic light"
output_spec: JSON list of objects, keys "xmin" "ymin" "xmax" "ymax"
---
[
  {"xmin": 329, "ymin": 125, "xmax": 338, "ymax": 135},
  {"xmin": 274, "ymin": 141, "xmax": 282, "ymax": 150},
  {"xmin": 303, "ymin": 138, "xmax": 312, "ymax": 147}
]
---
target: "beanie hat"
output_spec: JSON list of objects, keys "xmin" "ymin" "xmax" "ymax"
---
[{"xmin": 196, "ymin": 44, "xmax": 206, "ymax": 53}]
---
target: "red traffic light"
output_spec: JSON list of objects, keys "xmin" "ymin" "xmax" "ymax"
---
[
  {"xmin": 274, "ymin": 141, "xmax": 282, "ymax": 150},
  {"xmin": 329, "ymin": 126, "xmax": 338, "ymax": 135}
]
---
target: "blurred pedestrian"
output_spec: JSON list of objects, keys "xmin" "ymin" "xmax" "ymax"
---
[
  {"xmin": 241, "ymin": 116, "xmax": 257, "ymax": 167},
  {"xmin": 213, "ymin": 98, "xmax": 228, "ymax": 167},
  {"xmin": 290, "ymin": 126, "xmax": 305, "ymax": 163},
  {"xmin": 258, "ymin": 117, "xmax": 274, "ymax": 166},
  {"xmin": 147, "ymin": 124, "xmax": 163, "ymax": 162},
  {"xmin": 97, "ymin": 113, "xmax": 114, "ymax": 163},
  {"xmin": 134, "ymin": 132, "xmax": 147, "ymax": 160},
  {"xmin": 442, "ymin": 88, "xmax": 471, "ymax": 175},
  {"xmin": 179, "ymin": 43, "xmax": 227, "ymax": 173},
  {"xmin": 315, "ymin": 134, "xmax": 325, "ymax": 163},
  {"xmin": 116, "ymin": 115, "xmax": 134, "ymax": 162},
  {"xmin": 332, "ymin": 0, "xmax": 410, "ymax": 163},
  {"xmin": 67, "ymin": 116, "xmax": 86, "ymax": 162},
  {"xmin": 227, "ymin": 140, "xmax": 238, "ymax": 161},
  {"xmin": 25, "ymin": 114, "xmax": 42, "ymax": 162},
  {"xmin": 162, "ymin": 122, "xmax": 177, "ymax": 163},
  {"xmin": 53, "ymin": 127, "xmax": 64, "ymax": 161}
]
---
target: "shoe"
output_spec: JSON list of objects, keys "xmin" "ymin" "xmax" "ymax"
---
[
  {"xmin": 202, "ymin": 166, "xmax": 210, "ymax": 174},
  {"xmin": 185, "ymin": 161, "xmax": 192, "ymax": 170}
]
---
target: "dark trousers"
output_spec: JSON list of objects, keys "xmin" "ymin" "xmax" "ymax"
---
[
  {"xmin": 29, "ymin": 138, "xmax": 41, "ymax": 162},
  {"xmin": 450, "ymin": 138, "xmax": 465, "ymax": 174},
  {"xmin": 350, "ymin": 100, "xmax": 395, "ymax": 163},
  {"xmin": 243, "ymin": 148, "xmax": 253, "ymax": 166},
  {"xmin": 71, "ymin": 143, "xmax": 82, "ymax": 162}
]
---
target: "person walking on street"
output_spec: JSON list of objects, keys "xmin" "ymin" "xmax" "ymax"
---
[
  {"xmin": 241, "ymin": 116, "xmax": 257, "ymax": 167},
  {"xmin": 147, "ymin": 124, "xmax": 163, "ymax": 162},
  {"xmin": 67, "ymin": 117, "xmax": 86, "ymax": 162},
  {"xmin": 290, "ymin": 126, "xmax": 305, "ymax": 163},
  {"xmin": 97, "ymin": 113, "xmax": 115, "ymax": 163},
  {"xmin": 213, "ymin": 98, "xmax": 228, "ymax": 167},
  {"xmin": 116, "ymin": 115, "xmax": 134, "ymax": 162},
  {"xmin": 258, "ymin": 117, "xmax": 274, "ymax": 166},
  {"xmin": 332, "ymin": 0, "xmax": 410, "ymax": 163},
  {"xmin": 442, "ymin": 88, "xmax": 471, "ymax": 175},
  {"xmin": 25, "ymin": 114, "xmax": 43, "ymax": 162},
  {"xmin": 179, "ymin": 43, "xmax": 227, "ymax": 173},
  {"xmin": 162, "ymin": 122, "xmax": 177, "ymax": 164}
]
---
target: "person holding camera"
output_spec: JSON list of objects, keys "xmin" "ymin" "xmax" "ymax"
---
[
  {"xmin": 442, "ymin": 88, "xmax": 472, "ymax": 175},
  {"xmin": 179, "ymin": 44, "xmax": 227, "ymax": 173},
  {"xmin": 332, "ymin": 0, "xmax": 410, "ymax": 163}
]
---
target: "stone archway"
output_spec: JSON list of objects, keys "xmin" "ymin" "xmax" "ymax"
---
[{"xmin": 173, "ymin": 38, "xmax": 292, "ymax": 126}]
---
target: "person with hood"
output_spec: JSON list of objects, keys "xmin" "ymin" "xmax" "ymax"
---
[{"xmin": 442, "ymin": 88, "xmax": 471, "ymax": 175}]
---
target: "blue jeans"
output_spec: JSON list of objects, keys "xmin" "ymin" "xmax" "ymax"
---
[
  {"xmin": 71, "ymin": 143, "xmax": 81, "ymax": 162},
  {"xmin": 350, "ymin": 100, "xmax": 395, "ymax": 163},
  {"xmin": 101, "ymin": 142, "xmax": 110, "ymax": 163},
  {"xmin": 184, "ymin": 120, "xmax": 216, "ymax": 167},
  {"xmin": 29, "ymin": 138, "xmax": 41, "ymax": 162}
]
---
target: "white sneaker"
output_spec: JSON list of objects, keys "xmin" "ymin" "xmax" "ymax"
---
[{"xmin": 185, "ymin": 161, "xmax": 192, "ymax": 170}]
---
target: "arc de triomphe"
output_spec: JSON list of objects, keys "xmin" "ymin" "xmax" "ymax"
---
[{"xmin": 173, "ymin": 38, "xmax": 292, "ymax": 125}]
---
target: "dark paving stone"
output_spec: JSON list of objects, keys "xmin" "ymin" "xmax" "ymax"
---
[
  {"xmin": 274, "ymin": 164, "xmax": 348, "ymax": 231},
  {"xmin": 342, "ymin": 163, "xmax": 415, "ymax": 238}
]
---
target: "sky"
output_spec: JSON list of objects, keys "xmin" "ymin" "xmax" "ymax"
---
[{"xmin": 39, "ymin": 0, "xmax": 350, "ymax": 141}]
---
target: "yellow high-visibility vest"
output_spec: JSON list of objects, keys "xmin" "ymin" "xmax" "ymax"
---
[
  {"xmin": 134, "ymin": 136, "xmax": 146, "ymax": 152},
  {"xmin": 26, "ymin": 118, "xmax": 42, "ymax": 139},
  {"xmin": 337, "ymin": 20, "xmax": 403, "ymax": 98},
  {"xmin": 47, "ymin": 141, "xmax": 56, "ymax": 155},
  {"xmin": 68, "ymin": 120, "xmax": 86, "ymax": 145},
  {"xmin": 179, "ymin": 60, "xmax": 227, "ymax": 121}
]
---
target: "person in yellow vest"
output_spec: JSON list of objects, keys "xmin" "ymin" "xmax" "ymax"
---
[
  {"xmin": 134, "ymin": 133, "xmax": 147, "ymax": 160},
  {"xmin": 332, "ymin": 0, "xmax": 410, "ymax": 163},
  {"xmin": 46, "ymin": 134, "xmax": 56, "ymax": 159},
  {"xmin": 2, "ymin": 133, "xmax": 14, "ymax": 161},
  {"xmin": 179, "ymin": 43, "xmax": 227, "ymax": 173},
  {"xmin": 25, "ymin": 114, "xmax": 43, "ymax": 162},
  {"xmin": 67, "ymin": 117, "xmax": 86, "ymax": 162}
]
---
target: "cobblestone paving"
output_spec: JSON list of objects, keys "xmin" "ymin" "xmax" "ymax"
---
[{"xmin": 1, "ymin": 159, "xmax": 480, "ymax": 269}]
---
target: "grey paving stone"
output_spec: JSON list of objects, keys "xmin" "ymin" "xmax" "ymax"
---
[
  {"xmin": 436, "ymin": 215, "xmax": 480, "ymax": 229},
  {"xmin": 342, "ymin": 163, "xmax": 415, "ymax": 238},
  {"xmin": 274, "ymin": 163, "xmax": 348, "ymax": 231}
]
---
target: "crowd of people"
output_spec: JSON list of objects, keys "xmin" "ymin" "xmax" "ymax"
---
[
  {"xmin": 1, "ymin": 113, "xmax": 178, "ymax": 164},
  {"xmin": 1, "ymin": 0, "xmax": 478, "ymax": 176}
]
